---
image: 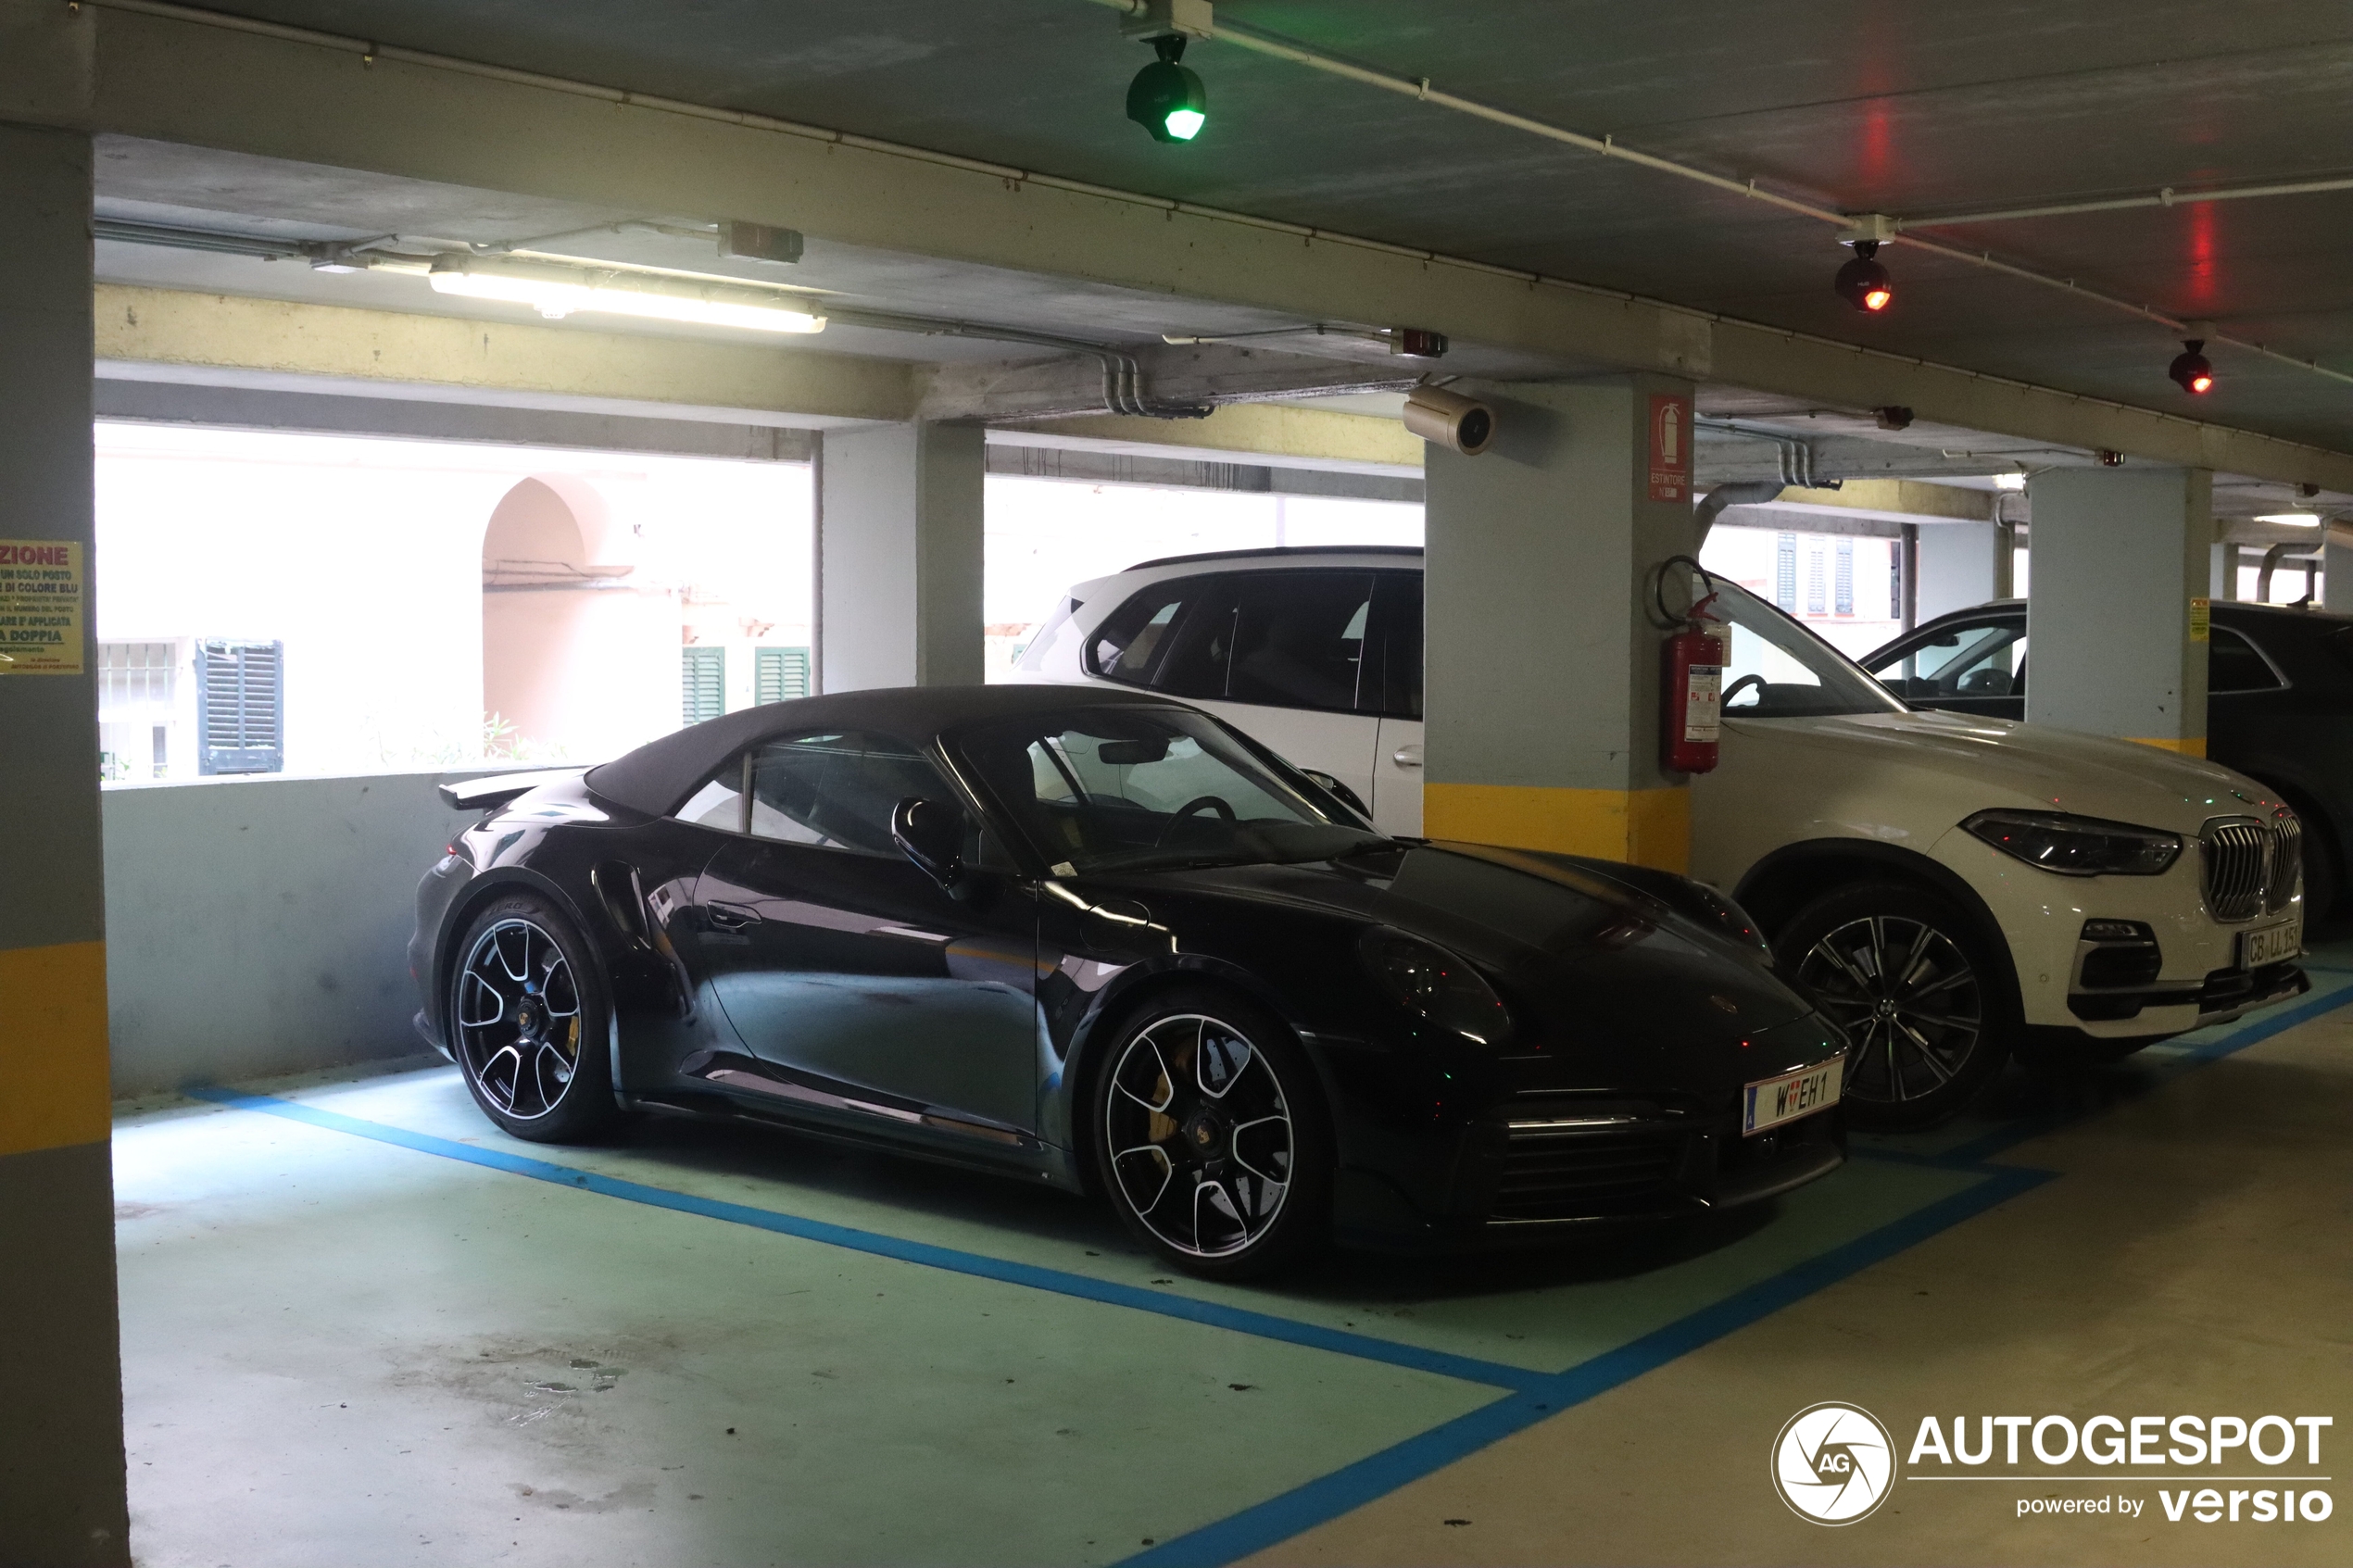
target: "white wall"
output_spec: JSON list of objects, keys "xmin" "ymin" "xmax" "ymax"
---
[{"xmin": 101, "ymin": 770, "xmax": 500, "ymax": 1096}]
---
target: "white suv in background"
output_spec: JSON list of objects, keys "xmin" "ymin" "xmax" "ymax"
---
[{"xmin": 1015, "ymin": 546, "xmax": 2309, "ymax": 1129}]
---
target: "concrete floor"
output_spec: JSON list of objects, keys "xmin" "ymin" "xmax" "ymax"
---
[{"xmin": 113, "ymin": 947, "xmax": 2353, "ymax": 1567}]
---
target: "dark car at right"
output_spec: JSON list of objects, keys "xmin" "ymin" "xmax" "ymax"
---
[{"xmin": 1864, "ymin": 599, "xmax": 2353, "ymax": 917}]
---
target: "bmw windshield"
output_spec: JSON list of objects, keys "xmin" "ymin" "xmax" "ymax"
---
[
  {"xmin": 1710, "ymin": 580, "xmax": 1908, "ymax": 719},
  {"xmin": 955, "ymin": 708, "xmax": 1383, "ymax": 873}
]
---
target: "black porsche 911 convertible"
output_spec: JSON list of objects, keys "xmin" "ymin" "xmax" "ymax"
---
[{"xmin": 410, "ymin": 684, "xmax": 1847, "ymax": 1277}]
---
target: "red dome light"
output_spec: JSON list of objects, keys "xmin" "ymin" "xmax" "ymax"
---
[
  {"xmin": 2168, "ymin": 339, "xmax": 2214, "ymax": 395},
  {"xmin": 1835, "ymin": 241, "xmax": 1895, "ymax": 314}
]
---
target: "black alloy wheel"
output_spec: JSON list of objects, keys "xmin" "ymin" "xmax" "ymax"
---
[
  {"xmin": 449, "ymin": 895, "xmax": 619, "ymax": 1142},
  {"xmin": 1778, "ymin": 882, "xmax": 2013, "ymax": 1132},
  {"xmin": 1092, "ymin": 986, "xmax": 1330, "ymax": 1279}
]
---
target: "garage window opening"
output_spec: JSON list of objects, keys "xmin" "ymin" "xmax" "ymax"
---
[{"xmin": 94, "ymin": 422, "xmax": 810, "ymax": 785}]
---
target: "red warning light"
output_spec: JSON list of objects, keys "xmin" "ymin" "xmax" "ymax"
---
[
  {"xmin": 1835, "ymin": 241, "xmax": 1894, "ymax": 314},
  {"xmin": 2169, "ymin": 339, "xmax": 2214, "ymax": 395}
]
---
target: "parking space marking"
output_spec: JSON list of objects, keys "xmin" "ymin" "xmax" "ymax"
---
[
  {"xmin": 1123, "ymin": 977, "xmax": 2353, "ymax": 1565},
  {"xmin": 184, "ymin": 1087, "xmax": 1534, "ymax": 1393},
  {"xmin": 1125, "ymin": 1166, "xmax": 2049, "ymax": 1568},
  {"xmin": 180, "ymin": 973, "xmax": 2353, "ymax": 1567}
]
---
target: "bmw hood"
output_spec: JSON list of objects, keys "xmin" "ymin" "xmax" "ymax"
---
[{"xmin": 1728, "ymin": 709, "xmax": 2287, "ymax": 833}]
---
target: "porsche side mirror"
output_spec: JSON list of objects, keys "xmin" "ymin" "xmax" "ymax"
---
[{"xmin": 891, "ymin": 797, "xmax": 966, "ymax": 892}]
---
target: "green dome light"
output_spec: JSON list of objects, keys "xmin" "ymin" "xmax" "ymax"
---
[{"xmin": 1127, "ymin": 34, "xmax": 1208, "ymax": 144}]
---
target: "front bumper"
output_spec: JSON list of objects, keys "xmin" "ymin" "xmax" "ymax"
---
[
  {"xmin": 1933, "ymin": 832, "xmax": 2309, "ymax": 1041},
  {"xmin": 2064, "ymin": 959, "xmax": 2309, "ymax": 1035},
  {"xmin": 1331, "ymin": 1086, "xmax": 1846, "ymax": 1252}
]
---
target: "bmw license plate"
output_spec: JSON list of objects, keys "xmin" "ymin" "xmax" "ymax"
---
[
  {"xmin": 1743, "ymin": 1058, "xmax": 1843, "ymax": 1136},
  {"xmin": 2240, "ymin": 917, "xmax": 2302, "ymax": 969}
]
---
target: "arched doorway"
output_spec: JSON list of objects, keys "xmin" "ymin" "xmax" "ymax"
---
[{"xmin": 481, "ymin": 475, "xmax": 672, "ymax": 760}]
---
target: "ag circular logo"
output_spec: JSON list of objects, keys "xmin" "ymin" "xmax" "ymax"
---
[{"xmin": 1771, "ymin": 1402, "xmax": 1896, "ymax": 1524}]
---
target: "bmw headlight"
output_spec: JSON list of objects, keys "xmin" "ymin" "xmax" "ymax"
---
[
  {"xmin": 1361, "ymin": 931, "xmax": 1513, "ymax": 1047},
  {"xmin": 1962, "ymin": 809, "xmax": 2181, "ymax": 877}
]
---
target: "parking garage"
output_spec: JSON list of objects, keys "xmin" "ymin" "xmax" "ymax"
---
[{"xmin": 6, "ymin": 3, "xmax": 2353, "ymax": 1564}]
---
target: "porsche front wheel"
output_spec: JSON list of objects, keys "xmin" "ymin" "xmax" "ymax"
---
[
  {"xmin": 448, "ymin": 895, "xmax": 619, "ymax": 1143},
  {"xmin": 1092, "ymin": 987, "xmax": 1330, "ymax": 1280}
]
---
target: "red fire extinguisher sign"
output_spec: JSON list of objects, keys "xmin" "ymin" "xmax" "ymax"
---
[{"xmin": 1647, "ymin": 393, "xmax": 1692, "ymax": 503}]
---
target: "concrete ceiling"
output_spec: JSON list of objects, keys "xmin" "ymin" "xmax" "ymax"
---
[{"xmin": 151, "ymin": 0, "xmax": 2353, "ymax": 452}]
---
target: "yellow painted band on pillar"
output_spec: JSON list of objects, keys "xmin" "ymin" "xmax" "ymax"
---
[
  {"xmin": 0, "ymin": 941, "xmax": 112, "ymax": 1158},
  {"xmin": 1424, "ymin": 783, "xmax": 1691, "ymax": 872},
  {"xmin": 2129, "ymin": 736, "xmax": 2208, "ymax": 758}
]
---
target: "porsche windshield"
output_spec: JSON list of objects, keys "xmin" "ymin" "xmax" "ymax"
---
[
  {"xmin": 1710, "ymin": 579, "xmax": 1907, "ymax": 718},
  {"xmin": 955, "ymin": 709, "xmax": 1382, "ymax": 873}
]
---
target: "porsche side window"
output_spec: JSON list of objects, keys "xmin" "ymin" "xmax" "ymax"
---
[
  {"xmin": 959, "ymin": 709, "xmax": 1378, "ymax": 874},
  {"xmin": 1085, "ymin": 582, "xmax": 1192, "ymax": 686},
  {"xmin": 673, "ymin": 759, "xmax": 748, "ymax": 833},
  {"xmin": 747, "ymin": 730, "xmax": 956, "ymax": 855},
  {"xmin": 2209, "ymin": 627, "xmax": 2284, "ymax": 694}
]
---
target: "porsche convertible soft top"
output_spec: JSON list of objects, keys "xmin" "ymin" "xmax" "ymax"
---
[{"xmin": 583, "ymin": 684, "xmax": 1180, "ymax": 818}]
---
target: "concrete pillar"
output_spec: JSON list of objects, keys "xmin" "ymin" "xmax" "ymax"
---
[
  {"xmin": 1914, "ymin": 521, "xmax": 2008, "ymax": 620},
  {"xmin": 2212, "ymin": 542, "xmax": 2241, "ymax": 600},
  {"xmin": 2025, "ymin": 467, "xmax": 2212, "ymax": 756},
  {"xmin": 2324, "ymin": 527, "xmax": 2353, "ymax": 614},
  {"xmin": 0, "ymin": 122, "xmax": 133, "ymax": 1564},
  {"xmin": 1423, "ymin": 377, "xmax": 1695, "ymax": 870},
  {"xmin": 814, "ymin": 421, "xmax": 985, "ymax": 692}
]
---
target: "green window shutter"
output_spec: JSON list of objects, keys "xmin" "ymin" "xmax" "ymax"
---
[
  {"xmin": 682, "ymin": 646, "xmax": 726, "ymax": 726},
  {"xmin": 754, "ymin": 646, "xmax": 811, "ymax": 705}
]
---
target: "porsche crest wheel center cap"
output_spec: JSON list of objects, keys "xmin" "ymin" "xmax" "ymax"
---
[{"xmin": 1183, "ymin": 1110, "xmax": 1226, "ymax": 1157}]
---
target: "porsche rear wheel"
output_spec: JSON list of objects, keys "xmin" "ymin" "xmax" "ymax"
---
[
  {"xmin": 1092, "ymin": 987, "xmax": 1330, "ymax": 1280},
  {"xmin": 449, "ymin": 895, "xmax": 619, "ymax": 1143}
]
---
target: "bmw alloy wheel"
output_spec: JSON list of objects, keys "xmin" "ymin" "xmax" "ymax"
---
[
  {"xmin": 1796, "ymin": 914, "xmax": 1983, "ymax": 1108},
  {"xmin": 1102, "ymin": 1013, "xmax": 1294, "ymax": 1259}
]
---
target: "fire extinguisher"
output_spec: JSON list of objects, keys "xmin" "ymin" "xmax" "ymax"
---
[{"xmin": 1656, "ymin": 555, "xmax": 1725, "ymax": 775}]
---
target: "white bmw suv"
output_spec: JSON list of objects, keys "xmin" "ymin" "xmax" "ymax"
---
[{"xmin": 1014, "ymin": 546, "xmax": 2309, "ymax": 1129}]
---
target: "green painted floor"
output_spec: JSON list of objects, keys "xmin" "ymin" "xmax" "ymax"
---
[{"xmin": 110, "ymin": 948, "xmax": 2353, "ymax": 1567}]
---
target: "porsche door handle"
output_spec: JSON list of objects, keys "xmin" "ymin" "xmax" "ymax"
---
[
  {"xmin": 706, "ymin": 901, "xmax": 761, "ymax": 932},
  {"xmin": 1390, "ymin": 745, "xmax": 1424, "ymax": 768}
]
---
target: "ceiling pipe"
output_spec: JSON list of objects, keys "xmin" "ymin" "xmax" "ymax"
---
[
  {"xmin": 1079, "ymin": 0, "xmax": 2353, "ymax": 395},
  {"xmin": 2256, "ymin": 541, "xmax": 2320, "ymax": 605},
  {"xmin": 91, "ymin": 216, "xmax": 1214, "ymax": 419},
  {"xmin": 1692, "ymin": 481, "xmax": 1788, "ymax": 549}
]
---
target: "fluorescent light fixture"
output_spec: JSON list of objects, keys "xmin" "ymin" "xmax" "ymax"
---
[
  {"xmin": 1994, "ymin": 473, "xmax": 2027, "ymax": 491},
  {"xmin": 2255, "ymin": 511, "xmax": 2322, "ymax": 526},
  {"xmin": 428, "ymin": 257, "xmax": 825, "ymax": 333}
]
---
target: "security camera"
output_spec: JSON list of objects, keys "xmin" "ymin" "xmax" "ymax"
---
[{"xmin": 1403, "ymin": 385, "xmax": 1494, "ymax": 457}]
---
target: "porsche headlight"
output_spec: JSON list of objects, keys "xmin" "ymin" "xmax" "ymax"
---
[
  {"xmin": 1963, "ymin": 809, "xmax": 2181, "ymax": 877},
  {"xmin": 1362, "ymin": 931, "xmax": 1513, "ymax": 1047}
]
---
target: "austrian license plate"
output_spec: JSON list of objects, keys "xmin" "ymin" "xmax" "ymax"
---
[
  {"xmin": 1743, "ymin": 1058, "xmax": 1843, "ymax": 1136},
  {"xmin": 2240, "ymin": 917, "xmax": 2303, "ymax": 969}
]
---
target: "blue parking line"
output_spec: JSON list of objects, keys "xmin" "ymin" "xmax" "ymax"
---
[
  {"xmin": 186, "ymin": 972, "xmax": 2353, "ymax": 1568},
  {"xmin": 183, "ymin": 1087, "xmax": 1535, "ymax": 1393},
  {"xmin": 1122, "ymin": 1164, "xmax": 2050, "ymax": 1568},
  {"xmin": 1123, "ymin": 978, "xmax": 2353, "ymax": 1565},
  {"xmin": 1938, "ymin": 978, "xmax": 2353, "ymax": 1167}
]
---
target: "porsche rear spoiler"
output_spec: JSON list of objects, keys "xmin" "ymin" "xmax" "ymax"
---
[{"xmin": 436, "ymin": 768, "xmax": 586, "ymax": 812}]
